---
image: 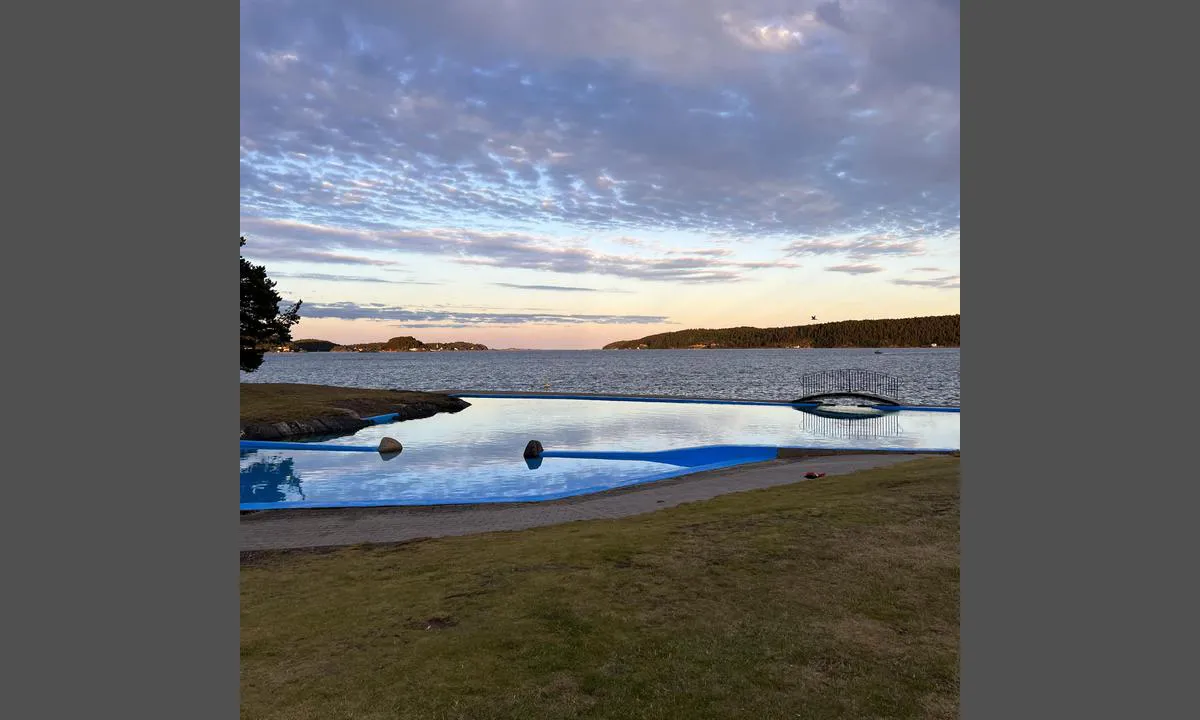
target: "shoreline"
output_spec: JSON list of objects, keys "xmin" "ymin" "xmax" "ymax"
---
[
  {"xmin": 260, "ymin": 345, "xmax": 961, "ymax": 354},
  {"xmin": 239, "ymin": 383, "xmax": 470, "ymax": 440}
]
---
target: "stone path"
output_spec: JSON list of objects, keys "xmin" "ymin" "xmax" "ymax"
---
[{"xmin": 241, "ymin": 454, "xmax": 935, "ymax": 552}]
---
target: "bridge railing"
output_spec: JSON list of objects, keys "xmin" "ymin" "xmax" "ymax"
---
[{"xmin": 792, "ymin": 369, "xmax": 903, "ymax": 404}]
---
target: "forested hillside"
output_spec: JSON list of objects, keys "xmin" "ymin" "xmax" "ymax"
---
[{"xmin": 603, "ymin": 315, "xmax": 959, "ymax": 349}]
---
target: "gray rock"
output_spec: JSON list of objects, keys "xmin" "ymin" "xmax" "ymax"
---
[{"xmin": 241, "ymin": 415, "xmax": 370, "ymax": 440}]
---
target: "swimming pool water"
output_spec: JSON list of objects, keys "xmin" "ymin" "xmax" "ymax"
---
[{"xmin": 240, "ymin": 397, "xmax": 960, "ymax": 510}]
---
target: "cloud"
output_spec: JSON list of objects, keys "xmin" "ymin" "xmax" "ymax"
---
[
  {"xmin": 827, "ymin": 263, "xmax": 884, "ymax": 275},
  {"xmin": 493, "ymin": 282, "xmax": 627, "ymax": 293},
  {"xmin": 665, "ymin": 247, "xmax": 733, "ymax": 257},
  {"xmin": 241, "ymin": 217, "xmax": 796, "ymax": 282},
  {"xmin": 274, "ymin": 272, "xmax": 440, "ymax": 285},
  {"xmin": 893, "ymin": 274, "xmax": 959, "ymax": 289},
  {"xmin": 783, "ymin": 234, "xmax": 925, "ymax": 259},
  {"xmin": 241, "ymin": 245, "xmax": 400, "ymax": 267},
  {"xmin": 300, "ymin": 301, "xmax": 668, "ymax": 325},
  {"xmin": 240, "ymin": 0, "xmax": 959, "ymax": 251},
  {"xmin": 911, "ymin": 266, "xmax": 944, "ymax": 272}
]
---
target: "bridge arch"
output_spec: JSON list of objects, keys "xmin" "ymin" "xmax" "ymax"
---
[{"xmin": 789, "ymin": 369, "xmax": 903, "ymax": 406}]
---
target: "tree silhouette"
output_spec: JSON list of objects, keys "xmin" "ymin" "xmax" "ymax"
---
[{"xmin": 240, "ymin": 236, "xmax": 301, "ymax": 372}]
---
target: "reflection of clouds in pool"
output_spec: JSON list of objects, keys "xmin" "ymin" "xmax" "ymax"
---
[{"xmin": 239, "ymin": 398, "xmax": 959, "ymax": 508}]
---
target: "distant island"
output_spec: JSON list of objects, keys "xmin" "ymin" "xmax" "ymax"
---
[
  {"xmin": 269, "ymin": 336, "xmax": 489, "ymax": 353},
  {"xmin": 603, "ymin": 315, "xmax": 959, "ymax": 350}
]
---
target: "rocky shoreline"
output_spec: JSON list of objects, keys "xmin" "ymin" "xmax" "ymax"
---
[{"xmin": 239, "ymin": 386, "xmax": 471, "ymax": 440}]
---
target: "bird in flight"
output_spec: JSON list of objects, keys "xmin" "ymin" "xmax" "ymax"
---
[{"xmin": 811, "ymin": 315, "xmax": 817, "ymax": 321}]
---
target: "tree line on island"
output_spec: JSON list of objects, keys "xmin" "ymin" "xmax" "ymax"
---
[
  {"xmin": 603, "ymin": 315, "xmax": 959, "ymax": 350},
  {"xmin": 275, "ymin": 336, "xmax": 489, "ymax": 353}
]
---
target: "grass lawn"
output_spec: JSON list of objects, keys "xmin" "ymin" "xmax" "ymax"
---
[
  {"xmin": 241, "ymin": 457, "xmax": 959, "ymax": 719},
  {"xmin": 240, "ymin": 383, "xmax": 465, "ymax": 427}
]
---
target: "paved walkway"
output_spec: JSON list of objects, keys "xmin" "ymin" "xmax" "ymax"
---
[{"xmin": 241, "ymin": 454, "xmax": 935, "ymax": 552}]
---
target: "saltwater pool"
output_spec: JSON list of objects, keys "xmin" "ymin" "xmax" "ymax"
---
[{"xmin": 240, "ymin": 396, "xmax": 960, "ymax": 510}]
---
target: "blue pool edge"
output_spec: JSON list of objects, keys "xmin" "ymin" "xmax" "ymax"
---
[{"xmin": 240, "ymin": 445, "xmax": 958, "ymax": 511}]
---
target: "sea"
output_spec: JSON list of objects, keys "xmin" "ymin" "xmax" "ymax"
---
[{"xmin": 240, "ymin": 348, "xmax": 960, "ymax": 407}]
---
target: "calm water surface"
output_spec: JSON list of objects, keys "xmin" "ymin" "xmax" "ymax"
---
[
  {"xmin": 241, "ymin": 397, "xmax": 960, "ymax": 509},
  {"xmin": 241, "ymin": 348, "xmax": 960, "ymax": 406}
]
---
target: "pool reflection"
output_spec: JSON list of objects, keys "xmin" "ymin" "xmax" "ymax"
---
[{"xmin": 239, "ymin": 397, "xmax": 958, "ymax": 509}]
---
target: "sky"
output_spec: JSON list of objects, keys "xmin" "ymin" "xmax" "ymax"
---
[{"xmin": 240, "ymin": 0, "xmax": 959, "ymax": 349}]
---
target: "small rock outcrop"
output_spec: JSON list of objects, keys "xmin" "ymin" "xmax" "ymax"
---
[
  {"xmin": 239, "ymin": 395, "xmax": 472, "ymax": 441},
  {"xmin": 389, "ymin": 399, "xmax": 469, "ymax": 422},
  {"xmin": 241, "ymin": 415, "xmax": 370, "ymax": 441}
]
